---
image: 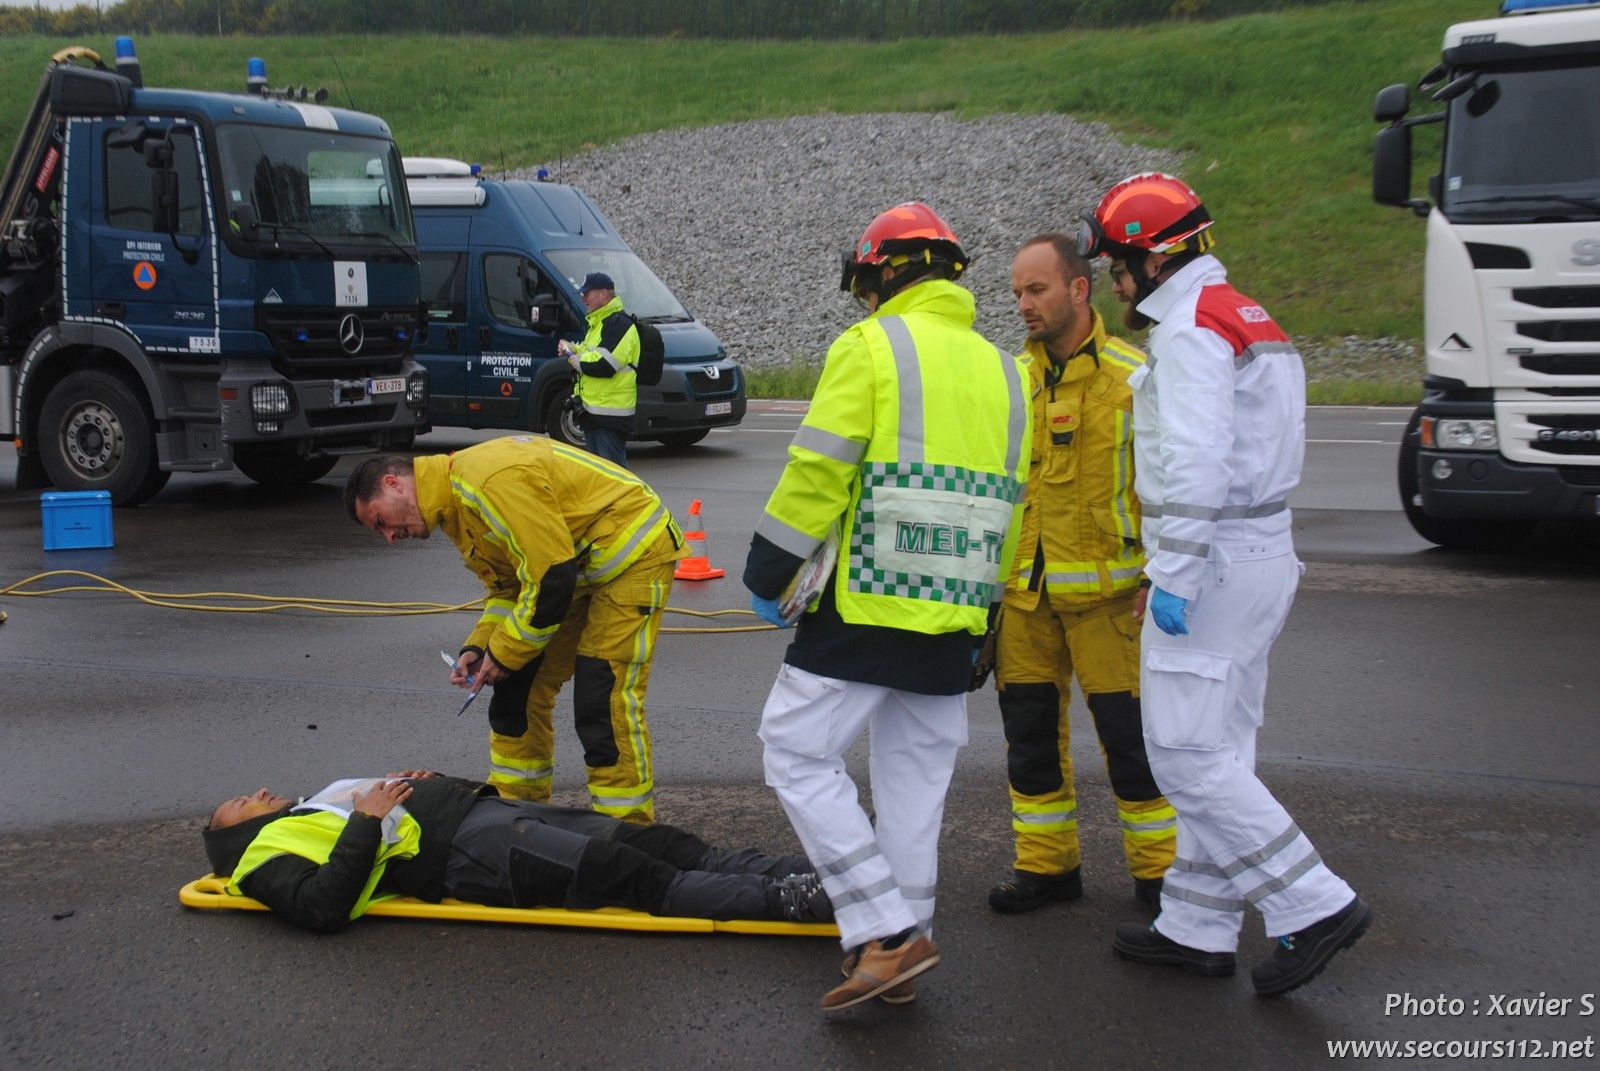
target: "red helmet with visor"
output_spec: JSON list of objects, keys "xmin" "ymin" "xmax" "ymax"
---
[
  {"xmin": 1076, "ymin": 172, "xmax": 1213, "ymax": 259},
  {"xmin": 840, "ymin": 201, "xmax": 969, "ymax": 295}
]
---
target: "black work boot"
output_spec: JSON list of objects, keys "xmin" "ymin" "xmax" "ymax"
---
[
  {"xmin": 1252, "ymin": 897, "xmax": 1373, "ymax": 997},
  {"xmin": 1134, "ymin": 876, "xmax": 1163, "ymax": 909},
  {"xmin": 1112, "ymin": 922, "xmax": 1236, "ymax": 977},
  {"xmin": 987, "ymin": 867, "xmax": 1083, "ymax": 914}
]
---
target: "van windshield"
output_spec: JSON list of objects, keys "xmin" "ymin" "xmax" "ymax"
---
[{"xmin": 544, "ymin": 249, "xmax": 691, "ymax": 321}]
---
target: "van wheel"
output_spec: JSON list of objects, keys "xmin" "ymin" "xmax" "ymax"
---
[
  {"xmin": 543, "ymin": 383, "xmax": 586, "ymax": 447},
  {"xmin": 656, "ymin": 429, "xmax": 709, "ymax": 448},
  {"xmin": 233, "ymin": 448, "xmax": 339, "ymax": 486},
  {"xmin": 38, "ymin": 369, "xmax": 169, "ymax": 506},
  {"xmin": 1397, "ymin": 409, "xmax": 1533, "ymax": 551}
]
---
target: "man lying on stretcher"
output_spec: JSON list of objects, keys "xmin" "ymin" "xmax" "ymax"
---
[{"xmin": 202, "ymin": 771, "xmax": 834, "ymax": 933}]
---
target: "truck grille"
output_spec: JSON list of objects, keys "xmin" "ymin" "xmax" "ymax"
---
[
  {"xmin": 1513, "ymin": 286, "xmax": 1600, "ymax": 309},
  {"xmin": 257, "ymin": 306, "xmax": 414, "ymax": 378},
  {"xmin": 1519, "ymin": 353, "xmax": 1600, "ymax": 375},
  {"xmin": 1559, "ymin": 466, "xmax": 1600, "ymax": 485},
  {"xmin": 307, "ymin": 404, "xmax": 397, "ymax": 429},
  {"xmin": 1516, "ymin": 320, "xmax": 1600, "ymax": 343},
  {"xmin": 1526, "ymin": 414, "xmax": 1600, "ymax": 456}
]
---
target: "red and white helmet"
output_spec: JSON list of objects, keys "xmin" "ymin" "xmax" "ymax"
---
[
  {"xmin": 1077, "ymin": 172, "xmax": 1214, "ymax": 258},
  {"xmin": 840, "ymin": 201, "xmax": 969, "ymax": 295}
]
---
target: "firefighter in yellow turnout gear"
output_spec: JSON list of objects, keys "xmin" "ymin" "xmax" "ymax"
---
[
  {"xmin": 345, "ymin": 437, "xmax": 686, "ymax": 825},
  {"xmin": 989, "ymin": 236, "xmax": 1176, "ymax": 912}
]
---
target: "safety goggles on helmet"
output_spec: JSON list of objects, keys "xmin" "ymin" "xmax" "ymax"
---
[{"xmin": 1083, "ymin": 172, "xmax": 1214, "ymax": 257}]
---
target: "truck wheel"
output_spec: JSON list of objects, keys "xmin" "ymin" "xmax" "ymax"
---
[
  {"xmin": 38, "ymin": 369, "xmax": 169, "ymax": 506},
  {"xmin": 656, "ymin": 429, "xmax": 710, "ymax": 449},
  {"xmin": 1398, "ymin": 409, "xmax": 1534, "ymax": 551},
  {"xmin": 543, "ymin": 383, "xmax": 586, "ymax": 448},
  {"xmin": 232, "ymin": 448, "xmax": 339, "ymax": 486}
]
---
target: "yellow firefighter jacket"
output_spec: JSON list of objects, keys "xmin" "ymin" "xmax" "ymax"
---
[
  {"xmin": 415, "ymin": 436, "xmax": 683, "ymax": 670},
  {"xmin": 1005, "ymin": 309, "xmax": 1146, "ymax": 609}
]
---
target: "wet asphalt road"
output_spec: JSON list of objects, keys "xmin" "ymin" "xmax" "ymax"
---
[{"xmin": 2, "ymin": 407, "xmax": 1597, "ymax": 1070}]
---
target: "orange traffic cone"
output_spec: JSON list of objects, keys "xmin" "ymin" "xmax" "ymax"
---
[{"xmin": 674, "ymin": 498, "xmax": 725, "ymax": 581}]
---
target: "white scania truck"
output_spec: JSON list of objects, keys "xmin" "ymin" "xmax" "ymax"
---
[{"xmin": 1373, "ymin": 0, "xmax": 1600, "ymax": 548}]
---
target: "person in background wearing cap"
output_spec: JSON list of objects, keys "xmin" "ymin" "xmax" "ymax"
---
[
  {"xmin": 559, "ymin": 272, "xmax": 639, "ymax": 469},
  {"xmin": 743, "ymin": 202, "xmax": 1029, "ymax": 1011},
  {"xmin": 201, "ymin": 771, "xmax": 834, "ymax": 934},
  {"xmin": 1079, "ymin": 173, "xmax": 1372, "ymax": 997}
]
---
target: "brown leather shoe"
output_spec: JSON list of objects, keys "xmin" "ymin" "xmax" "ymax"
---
[
  {"xmin": 821, "ymin": 935, "xmax": 940, "ymax": 1012},
  {"xmin": 841, "ymin": 946, "xmax": 916, "ymax": 1004}
]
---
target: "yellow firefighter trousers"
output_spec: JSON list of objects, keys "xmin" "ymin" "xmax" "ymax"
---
[
  {"xmin": 485, "ymin": 559, "xmax": 674, "ymax": 825},
  {"xmin": 995, "ymin": 592, "xmax": 1176, "ymax": 880}
]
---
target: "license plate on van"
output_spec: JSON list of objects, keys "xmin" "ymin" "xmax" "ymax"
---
[
  {"xmin": 705, "ymin": 401, "xmax": 732, "ymax": 416},
  {"xmin": 367, "ymin": 376, "xmax": 406, "ymax": 396}
]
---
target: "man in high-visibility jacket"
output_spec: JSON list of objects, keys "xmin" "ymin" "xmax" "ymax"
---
[
  {"xmin": 1080, "ymin": 172, "xmax": 1370, "ymax": 997},
  {"xmin": 744, "ymin": 203, "xmax": 1030, "ymax": 1011},
  {"xmin": 559, "ymin": 272, "xmax": 639, "ymax": 469},
  {"xmin": 987, "ymin": 235, "xmax": 1176, "ymax": 915},
  {"xmin": 345, "ymin": 436, "xmax": 685, "ymax": 825},
  {"xmin": 202, "ymin": 771, "xmax": 834, "ymax": 933}
]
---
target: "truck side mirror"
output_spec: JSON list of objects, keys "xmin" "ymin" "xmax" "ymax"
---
[
  {"xmin": 142, "ymin": 136, "xmax": 173, "ymax": 170},
  {"xmin": 528, "ymin": 292, "xmax": 581, "ymax": 335},
  {"xmin": 106, "ymin": 120, "xmax": 147, "ymax": 151},
  {"xmin": 1373, "ymin": 83, "xmax": 1409, "ymax": 123},
  {"xmin": 230, "ymin": 203, "xmax": 259, "ymax": 235},
  {"xmin": 1373, "ymin": 124, "xmax": 1428, "ymax": 217},
  {"xmin": 151, "ymin": 170, "xmax": 180, "ymax": 233}
]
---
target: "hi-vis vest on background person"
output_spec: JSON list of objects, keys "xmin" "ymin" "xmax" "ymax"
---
[{"xmin": 756, "ymin": 279, "xmax": 1030, "ymax": 636}]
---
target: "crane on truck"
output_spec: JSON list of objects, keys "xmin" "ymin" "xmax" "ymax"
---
[
  {"xmin": 0, "ymin": 39, "xmax": 428, "ymax": 505},
  {"xmin": 1373, "ymin": 0, "xmax": 1600, "ymax": 549}
]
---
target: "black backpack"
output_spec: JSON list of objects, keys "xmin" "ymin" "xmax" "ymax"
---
[{"xmin": 632, "ymin": 317, "xmax": 665, "ymax": 386}]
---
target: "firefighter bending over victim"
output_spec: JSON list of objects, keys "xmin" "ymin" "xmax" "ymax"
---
[
  {"xmin": 345, "ymin": 436, "xmax": 685, "ymax": 824},
  {"xmin": 1080, "ymin": 172, "xmax": 1371, "ymax": 996},
  {"xmin": 745, "ymin": 202, "xmax": 1029, "ymax": 1010},
  {"xmin": 202, "ymin": 772, "xmax": 833, "ymax": 933},
  {"xmin": 986, "ymin": 235, "xmax": 1176, "ymax": 916}
]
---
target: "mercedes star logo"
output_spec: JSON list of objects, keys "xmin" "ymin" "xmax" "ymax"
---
[{"xmin": 338, "ymin": 313, "xmax": 364, "ymax": 354}]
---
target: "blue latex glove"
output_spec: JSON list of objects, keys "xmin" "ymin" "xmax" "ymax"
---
[
  {"xmin": 750, "ymin": 593, "xmax": 791, "ymax": 629},
  {"xmin": 1150, "ymin": 587, "xmax": 1190, "ymax": 636}
]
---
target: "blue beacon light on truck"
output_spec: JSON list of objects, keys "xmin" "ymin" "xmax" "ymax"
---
[{"xmin": 247, "ymin": 57, "xmax": 268, "ymax": 95}]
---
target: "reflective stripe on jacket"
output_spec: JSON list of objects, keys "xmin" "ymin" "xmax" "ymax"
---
[
  {"xmin": 1006, "ymin": 309, "xmax": 1146, "ymax": 608},
  {"xmin": 415, "ymin": 436, "xmax": 683, "ymax": 670},
  {"xmin": 1131, "ymin": 255, "xmax": 1304, "ymax": 600},
  {"xmin": 754, "ymin": 278, "xmax": 1030, "ymax": 636},
  {"xmin": 573, "ymin": 295, "xmax": 639, "ymax": 418}
]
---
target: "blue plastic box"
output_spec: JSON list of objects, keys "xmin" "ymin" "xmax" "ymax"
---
[{"xmin": 41, "ymin": 491, "xmax": 114, "ymax": 551}]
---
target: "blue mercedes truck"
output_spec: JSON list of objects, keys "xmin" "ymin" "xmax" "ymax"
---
[
  {"xmin": 405, "ymin": 158, "xmax": 743, "ymax": 449},
  {"xmin": 0, "ymin": 41, "xmax": 428, "ymax": 505}
]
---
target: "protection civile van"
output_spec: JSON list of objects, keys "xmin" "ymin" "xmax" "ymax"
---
[{"xmin": 405, "ymin": 158, "xmax": 744, "ymax": 448}]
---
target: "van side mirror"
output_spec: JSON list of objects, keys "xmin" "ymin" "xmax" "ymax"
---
[{"xmin": 528, "ymin": 292, "xmax": 582, "ymax": 335}]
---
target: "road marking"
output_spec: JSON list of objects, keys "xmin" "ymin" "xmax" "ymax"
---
[{"xmin": 1308, "ymin": 439, "xmax": 1393, "ymax": 445}]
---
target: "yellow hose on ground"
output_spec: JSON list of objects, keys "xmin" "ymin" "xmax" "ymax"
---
[{"xmin": 0, "ymin": 570, "xmax": 773, "ymax": 633}]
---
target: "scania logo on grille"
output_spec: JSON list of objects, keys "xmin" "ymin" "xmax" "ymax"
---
[
  {"xmin": 338, "ymin": 313, "xmax": 365, "ymax": 354},
  {"xmin": 702, "ymin": 365, "xmax": 720, "ymax": 380}
]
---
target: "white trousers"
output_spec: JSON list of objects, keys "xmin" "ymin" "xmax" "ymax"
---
[
  {"xmin": 1142, "ymin": 536, "xmax": 1354, "ymax": 953},
  {"xmin": 759, "ymin": 664, "xmax": 968, "ymax": 950}
]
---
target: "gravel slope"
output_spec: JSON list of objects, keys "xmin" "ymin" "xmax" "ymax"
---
[{"xmin": 516, "ymin": 112, "xmax": 1419, "ymax": 383}]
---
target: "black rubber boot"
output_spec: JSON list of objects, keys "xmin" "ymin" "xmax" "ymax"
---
[
  {"xmin": 988, "ymin": 867, "xmax": 1083, "ymax": 914},
  {"xmin": 1112, "ymin": 922, "xmax": 1236, "ymax": 977},
  {"xmin": 1251, "ymin": 897, "xmax": 1373, "ymax": 997}
]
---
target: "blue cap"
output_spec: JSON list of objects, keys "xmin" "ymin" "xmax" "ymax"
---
[
  {"xmin": 580, "ymin": 272, "xmax": 615, "ymax": 294},
  {"xmin": 115, "ymin": 37, "xmax": 137, "ymax": 60}
]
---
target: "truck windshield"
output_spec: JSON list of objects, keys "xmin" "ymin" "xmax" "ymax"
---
[
  {"xmin": 1441, "ymin": 57, "xmax": 1600, "ymax": 221},
  {"xmin": 544, "ymin": 249, "xmax": 692, "ymax": 321},
  {"xmin": 215, "ymin": 124, "xmax": 415, "ymax": 253}
]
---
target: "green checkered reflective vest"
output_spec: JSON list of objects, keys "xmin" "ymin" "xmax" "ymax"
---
[{"xmin": 755, "ymin": 279, "xmax": 1030, "ymax": 635}]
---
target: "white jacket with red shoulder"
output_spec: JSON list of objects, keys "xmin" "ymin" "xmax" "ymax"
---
[{"xmin": 1129, "ymin": 255, "xmax": 1306, "ymax": 600}]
